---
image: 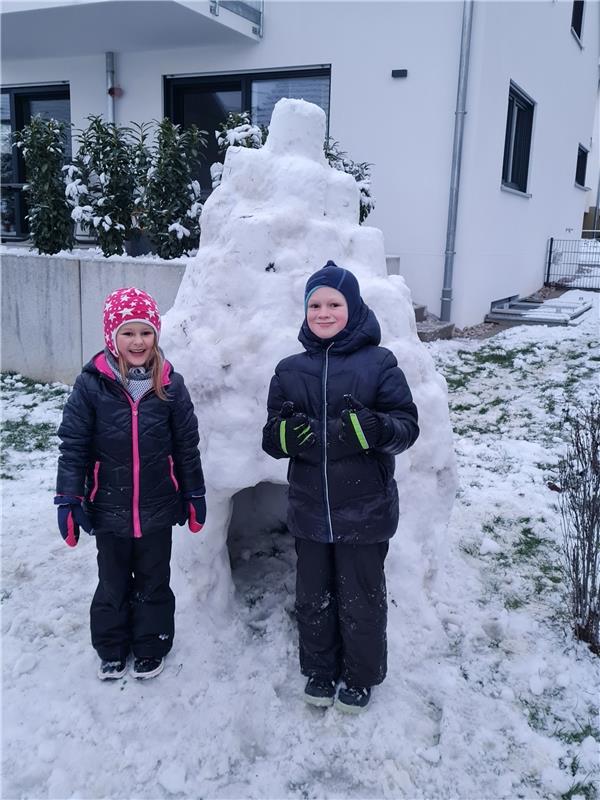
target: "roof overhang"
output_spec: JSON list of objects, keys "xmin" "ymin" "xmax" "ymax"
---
[{"xmin": 1, "ymin": 0, "xmax": 261, "ymax": 60}]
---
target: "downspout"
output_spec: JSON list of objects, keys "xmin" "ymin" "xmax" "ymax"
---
[
  {"xmin": 106, "ymin": 52, "xmax": 115, "ymax": 124},
  {"xmin": 440, "ymin": 1, "xmax": 474, "ymax": 322}
]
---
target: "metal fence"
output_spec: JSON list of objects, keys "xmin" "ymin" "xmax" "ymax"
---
[{"xmin": 545, "ymin": 232, "xmax": 600, "ymax": 290}]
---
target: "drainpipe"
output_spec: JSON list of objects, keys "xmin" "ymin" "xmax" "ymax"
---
[
  {"xmin": 106, "ymin": 52, "xmax": 115, "ymax": 123},
  {"xmin": 440, "ymin": 1, "xmax": 474, "ymax": 322}
]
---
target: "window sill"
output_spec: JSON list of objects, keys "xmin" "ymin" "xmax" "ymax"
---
[
  {"xmin": 571, "ymin": 28, "xmax": 584, "ymax": 49},
  {"xmin": 574, "ymin": 183, "xmax": 591, "ymax": 191},
  {"xmin": 501, "ymin": 184, "xmax": 531, "ymax": 199}
]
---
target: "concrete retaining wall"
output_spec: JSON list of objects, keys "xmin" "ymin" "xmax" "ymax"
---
[
  {"xmin": 2, "ymin": 251, "xmax": 400, "ymax": 384},
  {"xmin": 1, "ymin": 252, "xmax": 186, "ymax": 384}
]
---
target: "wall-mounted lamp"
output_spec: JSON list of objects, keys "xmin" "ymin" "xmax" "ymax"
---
[{"xmin": 391, "ymin": 69, "xmax": 408, "ymax": 78}]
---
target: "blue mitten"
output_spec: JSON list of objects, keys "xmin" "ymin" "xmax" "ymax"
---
[{"xmin": 54, "ymin": 495, "xmax": 92, "ymax": 548}]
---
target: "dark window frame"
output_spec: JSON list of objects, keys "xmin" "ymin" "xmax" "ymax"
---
[
  {"xmin": 164, "ymin": 66, "xmax": 331, "ymax": 129},
  {"xmin": 575, "ymin": 144, "xmax": 588, "ymax": 188},
  {"xmin": 571, "ymin": 0, "xmax": 584, "ymax": 41},
  {"xmin": 1, "ymin": 83, "xmax": 70, "ymax": 240},
  {"xmin": 502, "ymin": 82, "xmax": 535, "ymax": 195},
  {"xmin": 164, "ymin": 67, "xmax": 331, "ymax": 197}
]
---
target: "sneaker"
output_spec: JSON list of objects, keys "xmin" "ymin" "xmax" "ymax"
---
[
  {"xmin": 303, "ymin": 677, "xmax": 337, "ymax": 707},
  {"xmin": 131, "ymin": 657, "xmax": 164, "ymax": 680},
  {"xmin": 335, "ymin": 685, "xmax": 371, "ymax": 713},
  {"xmin": 97, "ymin": 659, "xmax": 127, "ymax": 681}
]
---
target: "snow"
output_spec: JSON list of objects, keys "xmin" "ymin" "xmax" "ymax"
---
[
  {"xmin": 160, "ymin": 98, "xmax": 457, "ymax": 628},
  {"xmin": 2, "ymin": 293, "xmax": 599, "ymax": 799},
  {"xmin": 2, "ymin": 94, "xmax": 599, "ymax": 798}
]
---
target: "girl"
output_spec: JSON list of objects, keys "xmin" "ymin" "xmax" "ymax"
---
[
  {"xmin": 55, "ymin": 287, "xmax": 205, "ymax": 681},
  {"xmin": 262, "ymin": 261, "xmax": 419, "ymax": 713}
]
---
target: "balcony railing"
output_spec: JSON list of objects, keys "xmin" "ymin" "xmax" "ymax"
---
[{"xmin": 210, "ymin": 0, "xmax": 263, "ymax": 36}]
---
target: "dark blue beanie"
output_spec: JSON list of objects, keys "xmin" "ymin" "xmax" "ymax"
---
[{"xmin": 304, "ymin": 260, "xmax": 363, "ymax": 327}]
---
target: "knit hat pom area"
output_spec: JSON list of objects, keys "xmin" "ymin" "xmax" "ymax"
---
[
  {"xmin": 304, "ymin": 260, "xmax": 363, "ymax": 324},
  {"xmin": 103, "ymin": 287, "xmax": 161, "ymax": 357}
]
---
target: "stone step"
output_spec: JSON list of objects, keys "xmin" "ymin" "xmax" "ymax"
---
[
  {"xmin": 413, "ymin": 303, "xmax": 427, "ymax": 323},
  {"xmin": 416, "ymin": 319, "xmax": 455, "ymax": 342}
]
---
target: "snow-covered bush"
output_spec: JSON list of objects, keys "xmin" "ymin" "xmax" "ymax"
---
[
  {"xmin": 140, "ymin": 118, "xmax": 206, "ymax": 259},
  {"xmin": 13, "ymin": 116, "xmax": 74, "ymax": 254},
  {"xmin": 558, "ymin": 399, "xmax": 600, "ymax": 654},
  {"xmin": 324, "ymin": 137, "xmax": 375, "ymax": 224},
  {"xmin": 64, "ymin": 116, "xmax": 134, "ymax": 257},
  {"xmin": 127, "ymin": 120, "xmax": 153, "ymax": 234},
  {"xmin": 209, "ymin": 112, "xmax": 375, "ymax": 223}
]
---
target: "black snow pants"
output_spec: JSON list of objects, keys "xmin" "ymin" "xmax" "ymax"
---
[
  {"xmin": 90, "ymin": 530, "xmax": 175, "ymax": 661},
  {"xmin": 294, "ymin": 538, "xmax": 389, "ymax": 688}
]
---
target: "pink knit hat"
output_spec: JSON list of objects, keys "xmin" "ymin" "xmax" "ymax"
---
[{"xmin": 103, "ymin": 287, "xmax": 161, "ymax": 357}]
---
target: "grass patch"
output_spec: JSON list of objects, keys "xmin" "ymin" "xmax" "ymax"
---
[
  {"xmin": 513, "ymin": 526, "xmax": 544, "ymax": 559},
  {"xmin": 1, "ymin": 419, "xmax": 57, "ymax": 452},
  {"xmin": 561, "ymin": 781, "xmax": 597, "ymax": 800},
  {"xmin": 1, "ymin": 372, "xmax": 67, "ymax": 400},
  {"xmin": 504, "ymin": 595, "xmax": 526, "ymax": 610},
  {"xmin": 555, "ymin": 721, "xmax": 600, "ymax": 745}
]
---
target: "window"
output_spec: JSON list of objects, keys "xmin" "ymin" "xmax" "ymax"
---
[
  {"xmin": 571, "ymin": 0, "xmax": 584, "ymax": 40},
  {"xmin": 165, "ymin": 68, "xmax": 330, "ymax": 197},
  {"xmin": 502, "ymin": 83, "xmax": 535, "ymax": 194},
  {"xmin": 0, "ymin": 84, "xmax": 70, "ymax": 239},
  {"xmin": 575, "ymin": 144, "xmax": 588, "ymax": 187}
]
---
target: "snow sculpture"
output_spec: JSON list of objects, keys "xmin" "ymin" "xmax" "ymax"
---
[{"xmin": 161, "ymin": 99, "xmax": 457, "ymax": 612}]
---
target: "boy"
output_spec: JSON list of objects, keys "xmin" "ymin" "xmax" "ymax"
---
[{"xmin": 262, "ymin": 261, "xmax": 419, "ymax": 713}]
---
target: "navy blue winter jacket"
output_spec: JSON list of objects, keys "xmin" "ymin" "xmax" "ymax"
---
[
  {"xmin": 56, "ymin": 352, "xmax": 204, "ymax": 538},
  {"xmin": 262, "ymin": 305, "xmax": 419, "ymax": 544}
]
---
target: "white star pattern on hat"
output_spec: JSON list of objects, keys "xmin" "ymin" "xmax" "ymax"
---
[{"xmin": 102, "ymin": 287, "xmax": 161, "ymax": 357}]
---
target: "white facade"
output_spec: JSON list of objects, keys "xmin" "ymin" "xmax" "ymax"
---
[{"xmin": 2, "ymin": 0, "xmax": 599, "ymax": 326}]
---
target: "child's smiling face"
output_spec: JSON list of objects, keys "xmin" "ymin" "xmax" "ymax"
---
[
  {"xmin": 116, "ymin": 322, "xmax": 156, "ymax": 368},
  {"xmin": 306, "ymin": 287, "xmax": 349, "ymax": 339}
]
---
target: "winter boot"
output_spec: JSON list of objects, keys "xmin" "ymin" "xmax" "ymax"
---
[
  {"xmin": 335, "ymin": 686, "xmax": 371, "ymax": 713},
  {"xmin": 303, "ymin": 677, "xmax": 337, "ymax": 707},
  {"xmin": 97, "ymin": 659, "xmax": 128, "ymax": 680},
  {"xmin": 131, "ymin": 656, "xmax": 164, "ymax": 680}
]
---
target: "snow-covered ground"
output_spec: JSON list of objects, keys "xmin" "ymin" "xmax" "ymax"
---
[{"xmin": 2, "ymin": 291, "xmax": 599, "ymax": 800}]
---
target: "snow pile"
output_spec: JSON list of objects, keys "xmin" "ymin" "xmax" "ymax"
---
[
  {"xmin": 160, "ymin": 98, "xmax": 456, "ymax": 614},
  {"xmin": 2, "ymin": 295, "xmax": 599, "ymax": 799}
]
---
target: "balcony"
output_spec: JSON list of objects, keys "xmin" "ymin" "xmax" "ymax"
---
[{"xmin": 1, "ymin": 0, "xmax": 263, "ymax": 60}]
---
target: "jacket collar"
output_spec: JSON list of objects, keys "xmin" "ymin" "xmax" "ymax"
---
[{"xmin": 87, "ymin": 351, "xmax": 172, "ymax": 386}]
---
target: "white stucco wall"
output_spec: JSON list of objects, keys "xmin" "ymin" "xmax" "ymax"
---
[
  {"xmin": 452, "ymin": 0, "xmax": 600, "ymax": 325},
  {"xmin": 2, "ymin": 0, "xmax": 598, "ymax": 326}
]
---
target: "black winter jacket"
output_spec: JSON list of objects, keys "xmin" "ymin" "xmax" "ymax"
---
[
  {"xmin": 56, "ymin": 352, "xmax": 204, "ymax": 538},
  {"xmin": 262, "ymin": 305, "xmax": 419, "ymax": 544}
]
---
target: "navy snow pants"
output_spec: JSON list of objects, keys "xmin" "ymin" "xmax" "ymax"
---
[
  {"xmin": 294, "ymin": 538, "xmax": 389, "ymax": 688},
  {"xmin": 90, "ymin": 530, "xmax": 175, "ymax": 661}
]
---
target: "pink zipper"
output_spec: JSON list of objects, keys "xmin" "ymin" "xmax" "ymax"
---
[
  {"xmin": 168, "ymin": 455, "xmax": 179, "ymax": 491},
  {"xmin": 89, "ymin": 461, "xmax": 101, "ymax": 502},
  {"xmin": 123, "ymin": 393, "xmax": 143, "ymax": 538}
]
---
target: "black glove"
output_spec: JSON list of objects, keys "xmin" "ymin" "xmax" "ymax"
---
[
  {"xmin": 54, "ymin": 495, "xmax": 92, "ymax": 548},
  {"xmin": 278, "ymin": 401, "xmax": 316, "ymax": 457},
  {"xmin": 339, "ymin": 394, "xmax": 386, "ymax": 451}
]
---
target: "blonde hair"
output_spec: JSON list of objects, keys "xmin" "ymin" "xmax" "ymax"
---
[{"xmin": 117, "ymin": 338, "xmax": 167, "ymax": 401}]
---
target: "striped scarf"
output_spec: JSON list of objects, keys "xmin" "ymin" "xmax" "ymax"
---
[{"xmin": 105, "ymin": 350, "xmax": 154, "ymax": 402}]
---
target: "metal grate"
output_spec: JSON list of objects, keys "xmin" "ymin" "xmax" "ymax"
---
[{"xmin": 545, "ymin": 234, "xmax": 600, "ymax": 290}]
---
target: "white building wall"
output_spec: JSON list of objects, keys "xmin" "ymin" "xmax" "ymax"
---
[
  {"xmin": 452, "ymin": 0, "xmax": 600, "ymax": 326},
  {"xmin": 2, "ymin": 1, "xmax": 464, "ymax": 318},
  {"xmin": 2, "ymin": 1, "xmax": 598, "ymax": 327}
]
